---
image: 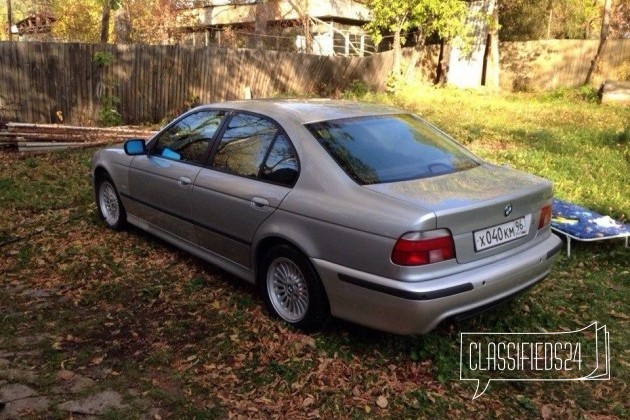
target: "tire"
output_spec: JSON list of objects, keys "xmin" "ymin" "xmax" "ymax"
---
[
  {"xmin": 260, "ymin": 244, "xmax": 330, "ymax": 332},
  {"xmin": 95, "ymin": 175, "xmax": 127, "ymax": 230}
]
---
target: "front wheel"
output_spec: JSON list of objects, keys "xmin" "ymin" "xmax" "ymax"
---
[
  {"xmin": 261, "ymin": 245, "xmax": 330, "ymax": 332},
  {"xmin": 96, "ymin": 176, "xmax": 126, "ymax": 230}
]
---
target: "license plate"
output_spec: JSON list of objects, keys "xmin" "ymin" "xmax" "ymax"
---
[{"xmin": 474, "ymin": 215, "xmax": 531, "ymax": 251}]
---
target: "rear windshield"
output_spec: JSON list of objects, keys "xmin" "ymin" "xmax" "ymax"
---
[{"xmin": 306, "ymin": 114, "xmax": 481, "ymax": 185}]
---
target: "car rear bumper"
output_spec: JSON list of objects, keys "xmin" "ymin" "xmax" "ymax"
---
[{"xmin": 312, "ymin": 233, "xmax": 563, "ymax": 335}]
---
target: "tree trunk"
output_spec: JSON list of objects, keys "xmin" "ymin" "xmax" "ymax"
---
[
  {"xmin": 303, "ymin": 16, "xmax": 312, "ymax": 53},
  {"xmin": 483, "ymin": 0, "xmax": 500, "ymax": 88},
  {"xmin": 393, "ymin": 27, "xmax": 402, "ymax": 75},
  {"xmin": 585, "ymin": 0, "xmax": 612, "ymax": 85},
  {"xmin": 7, "ymin": 0, "xmax": 13, "ymax": 41},
  {"xmin": 100, "ymin": 0, "xmax": 111, "ymax": 43},
  {"xmin": 254, "ymin": 1, "xmax": 267, "ymax": 49},
  {"xmin": 546, "ymin": 0, "xmax": 554, "ymax": 39},
  {"xmin": 114, "ymin": 6, "xmax": 131, "ymax": 44},
  {"xmin": 286, "ymin": 0, "xmax": 312, "ymax": 53}
]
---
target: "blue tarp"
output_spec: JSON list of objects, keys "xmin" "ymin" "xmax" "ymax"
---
[{"xmin": 551, "ymin": 198, "xmax": 630, "ymax": 240}]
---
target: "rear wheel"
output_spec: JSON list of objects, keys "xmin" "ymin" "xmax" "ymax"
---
[
  {"xmin": 261, "ymin": 244, "xmax": 329, "ymax": 331},
  {"xmin": 96, "ymin": 175, "xmax": 126, "ymax": 230}
]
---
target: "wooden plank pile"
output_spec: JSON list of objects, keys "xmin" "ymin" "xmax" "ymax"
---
[
  {"xmin": 600, "ymin": 80, "xmax": 630, "ymax": 105},
  {"xmin": 0, "ymin": 123, "xmax": 158, "ymax": 153}
]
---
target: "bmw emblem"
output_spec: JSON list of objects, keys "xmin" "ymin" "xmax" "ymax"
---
[{"xmin": 504, "ymin": 204, "xmax": 513, "ymax": 217}]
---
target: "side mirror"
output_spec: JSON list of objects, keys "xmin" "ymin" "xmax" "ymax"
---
[{"xmin": 124, "ymin": 139, "xmax": 146, "ymax": 156}]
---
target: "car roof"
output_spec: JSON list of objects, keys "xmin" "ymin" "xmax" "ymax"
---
[{"xmin": 200, "ymin": 99, "xmax": 402, "ymax": 124}]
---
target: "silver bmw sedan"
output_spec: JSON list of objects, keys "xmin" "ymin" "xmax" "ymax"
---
[{"xmin": 92, "ymin": 99, "xmax": 562, "ymax": 335}]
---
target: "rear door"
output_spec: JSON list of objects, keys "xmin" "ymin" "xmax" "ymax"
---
[
  {"xmin": 127, "ymin": 110, "xmax": 227, "ymax": 241},
  {"xmin": 192, "ymin": 112, "xmax": 299, "ymax": 268}
]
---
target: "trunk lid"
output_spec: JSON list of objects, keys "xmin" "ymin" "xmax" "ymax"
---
[{"xmin": 364, "ymin": 164, "xmax": 553, "ymax": 263}]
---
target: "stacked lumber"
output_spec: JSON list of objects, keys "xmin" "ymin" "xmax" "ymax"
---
[
  {"xmin": 0, "ymin": 123, "xmax": 158, "ymax": 153},
  {"xmin": 600, "ymin": 80, "xmax": 630, "ymax": 105}
]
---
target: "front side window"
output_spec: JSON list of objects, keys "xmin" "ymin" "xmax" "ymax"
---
[
  {"xmin": 152, "ymin": 110, "xmax": 226, "ymax": 164},
  {"xmin": 306, "ymin": 114, "xmax": 481, "ymax": 185}
]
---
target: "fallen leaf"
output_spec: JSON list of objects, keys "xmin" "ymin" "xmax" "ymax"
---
[
  {"xmin": 57, "ymin": 370, "xmax": 75, "ymax": 381},
  {"xmin": 541, "ymin": 404, "xmax": 553, "ymax": 419},
  {"xmin": 376, "ymin": 395, "xmax": 388, "ymax": 408},
  {"xmin": 91, "ymin": 356, "xmax": 104, "ymax": 365},
  {"xmin": 302, "ymin": 396, "xmax": 315, "ymax": 407},
  {"xmin": 302, "ymin": 337, "xmax": 317, "ymax": 350},
  {"xmin": 610, "ymin": 310, "xmax": 629, "ymax": 320}
]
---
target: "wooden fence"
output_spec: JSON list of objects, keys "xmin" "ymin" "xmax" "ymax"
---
[
  {"xmin": 1, "ymin": 39, "xmax": 628, "ymax": 125},
  {"xmin": 0, "ymin": 42, "xmax": 395, "ymax": 125},
  {"xmin": 500, "ymin": 39, "xmax": 630, "ymax": 91}
]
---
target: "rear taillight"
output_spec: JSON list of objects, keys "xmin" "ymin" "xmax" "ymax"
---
[
  {"xmin": 392, "ymin": 229, "xmax": 455, "ymax": 266},
  {"xmin": 538, "ymin": 204, "xmax": 552, "ymax": 230}
]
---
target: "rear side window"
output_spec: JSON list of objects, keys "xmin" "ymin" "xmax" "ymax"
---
[
  {"xmin": 211, "ymin": 113, "xmax": 299, "ymax": 186},
  {"xmin": 212, "ymin": 114, "xmax": 278, "ymax": 177},
  {"xmin": 260, "ymin": 134, "xmax": 299, "ymax": 186},
  {"xmin": 306, "ymin": 114, "xmax": 480, "ymax": 185},
  {"xmin": 153, "ymin": 110, "xmax": 226, "ymax": 164}
]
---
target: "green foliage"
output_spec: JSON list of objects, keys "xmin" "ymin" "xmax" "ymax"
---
[
  {"xmin": 365, "ymin": 0, "xmax": 413, "ymax": 46},
  {"xmin": 612, "ymin": 62, "xmax": 630, "ymax": 81},
  {"xmin": 499, "ymin": 0, "xmax": 602, "ymax": 41},
  {"xmin": 93, "ymin": 51, "xmax": 114, "ymax": 67},
  {"xmin": 97, "ymin": 95, "xmax": 123, "ymax": 127},
  {"xmin": 511, "ymin": 75, "xmax": 533, "ymax": 93},
  {"xmin": 577, "ymin": 85, "xmax": 600, "ymax": 103},
  {"xmin": 538, "ymin": 85, "xmax": 600, "ymax": 103},
  {"xmin": 365, "ymin": 0, "xmax": 468, "ymax": 76},
  {"xmin": 51, "ymin": 0, "xmax": 102, "ymax": 42},
  {"xmin": 385, "ymin": 72, "xmax": 406, "ymax": 93},
  {"xmin": 342, "ymin": 79, "xmax": 372, "ymax": 99},
  {"xmin": 365, "ymin": 0, "xmax": 468, "ymax": 45},
  {"xmin": 93, "ymin": 50, "xmax": 122, "ymax": 126}
]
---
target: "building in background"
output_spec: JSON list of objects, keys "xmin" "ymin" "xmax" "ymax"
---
[
  {"xmin": 177, "ymin": 0, "xmax": 376, "ymax": 57},
  {"xmin": 14, "ymin": 13, "xmax": 56, "ymax": 41},
  {"xmin": 447, "ymin": 0, "xmax": 500, "ymax": 89}
]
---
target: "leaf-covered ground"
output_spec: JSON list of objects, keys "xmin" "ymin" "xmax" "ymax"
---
[{"xmin": 0, "ymin": 89, "xmax": 628, "ymax": 418}]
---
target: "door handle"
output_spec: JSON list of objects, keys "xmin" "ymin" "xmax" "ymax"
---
[
  {"xmin": 251, "ymin": 197, "xmax": 270, "ymax": 208},
  {"xmin": 178, "ymin": 176, "xmax": 192, "ymax": 187}
]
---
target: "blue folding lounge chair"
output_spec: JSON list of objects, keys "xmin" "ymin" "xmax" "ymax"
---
[{"xmin": 551, "ymin": 198, "xmax": 630, "ymax": 257}]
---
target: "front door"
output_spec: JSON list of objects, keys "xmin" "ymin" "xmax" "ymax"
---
[{"xmin": 127, "ymin": 110, "xmax": 227, "ymax": 242}]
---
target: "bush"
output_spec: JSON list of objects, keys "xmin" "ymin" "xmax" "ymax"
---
[
  {"xmin": 98, "ymin": 94, "xmax": 123, "ymax": 127},
  {"xmin": 342, "ymin": 79, "xmax": 371, "ymax": 99},
  {"xmin": 385, "ymin": 72, "xmax": 406, "ymax": 94},
  {"xmin": 512, "ymin": 76, "xmax": 533, "ymax": 92},
  {"xmin": 538, "ymin": 86, "xmax": 599, "ymax": 103},
  {"xmin": 613, "ymin": 62, "xmax": 630, "ymax": 81}
]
